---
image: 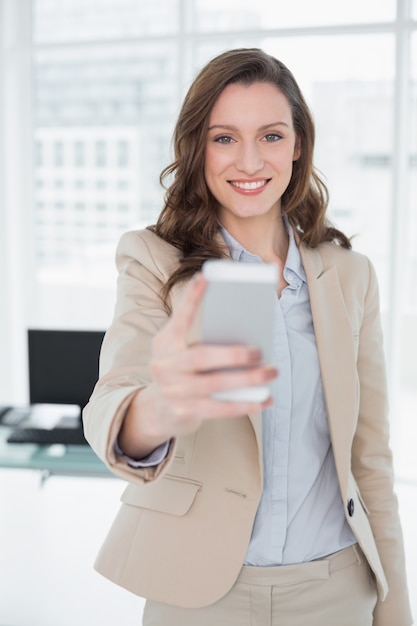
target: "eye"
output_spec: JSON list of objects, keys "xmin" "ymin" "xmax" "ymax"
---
[
  {"xmin": 263, "ymin": 133, "xmax": 283, "ymax": 142},
  {"xmin": 213, "ymin": 135, "xmax": 235, "ymax": 144}
]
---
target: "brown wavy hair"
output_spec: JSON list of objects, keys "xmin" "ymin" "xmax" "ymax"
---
[{"xmin": 149, "ymin": 48, "xmax": 351, "ymax": 296}]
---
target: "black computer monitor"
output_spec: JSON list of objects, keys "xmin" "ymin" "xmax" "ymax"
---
[{"xmin": 28, "ymin": 329, "xmax": 105, "ymax": 410}]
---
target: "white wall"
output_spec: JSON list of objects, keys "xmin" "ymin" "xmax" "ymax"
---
[{"xmin": 0, "ymin": 470, "xmax": 146, "ymax": 625}]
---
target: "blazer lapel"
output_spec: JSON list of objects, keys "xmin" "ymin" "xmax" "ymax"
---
[{"xmin": 299, "ymin": 244, "xmax": 358, "ymax": 493}]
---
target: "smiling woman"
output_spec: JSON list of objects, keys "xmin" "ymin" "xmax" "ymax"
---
[
  {"xmin": 83, "ymin": 48, "xmax": 413, "ymax": 626},
  {"xmin": 0, "ymin": 2, "xmax": 416, "ymax": 625}
]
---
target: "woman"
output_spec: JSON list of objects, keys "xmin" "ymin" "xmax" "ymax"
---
[{"xmin": 83, "ymin": 48, "xmax": 412, "ymax": 625}]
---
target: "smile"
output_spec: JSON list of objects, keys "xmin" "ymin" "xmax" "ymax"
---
[{"xmin": 229, "ymin": 179, "xmax": 270, "ymax": 190}]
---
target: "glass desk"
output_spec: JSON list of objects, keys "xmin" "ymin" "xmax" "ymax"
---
[{"xmin": 0, "ymin": 425, "xmax": 112, "ymax": 480}]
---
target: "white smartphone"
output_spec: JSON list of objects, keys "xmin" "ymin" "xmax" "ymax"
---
[{"xmin": 201, "ymin": 259, "xmax": 277, "ymax": 402}]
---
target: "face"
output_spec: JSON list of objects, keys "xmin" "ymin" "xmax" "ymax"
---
[{"xmin": 204, "ymin": 81, "xmax": 300, "ymax": 230}]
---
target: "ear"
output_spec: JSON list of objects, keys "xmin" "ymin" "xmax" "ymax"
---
[{"xmin": 293, "ymin": 135, "xmax": 301, "ymax": 162}]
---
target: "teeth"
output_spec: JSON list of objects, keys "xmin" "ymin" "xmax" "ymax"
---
[{"xmin": 231, "ymin": 180, "xmax": 267, "ymax": 190}]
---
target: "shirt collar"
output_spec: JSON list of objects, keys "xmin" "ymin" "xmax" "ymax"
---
[{"xmin": 220, "ymin": 217, "xmax": 306, "ymax": 283}]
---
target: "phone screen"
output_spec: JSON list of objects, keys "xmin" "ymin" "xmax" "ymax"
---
[{"xmin": 201, "ymin": 260, "xmax": 277, "ymax": 402}]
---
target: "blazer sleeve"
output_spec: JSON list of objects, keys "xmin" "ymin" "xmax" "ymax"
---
[
  {"xmin": 82, "ymin": 229, "xmax": 179, "ymax": 484},
  {"xmin": 351, "ymin": 258, "xmax": 413, "ymax": 625}
]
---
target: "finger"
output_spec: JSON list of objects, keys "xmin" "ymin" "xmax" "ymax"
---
[
  {"xmin": 166, "ymin": 395, "xmax": 274, "ymax": 425},
  {"xmin": 157, "ymin": 272, "xmax": 206, "ymax": 347},
  {"xmin": 160, "ymin": 364, "xmax": 277, "ymax": 398},
  {"xmin": 150, "ymin": 342, "xmax": 264, "ymax": 382},
  {"xmin": 180, "ymin": 343, "xmax": 264, "ymax": 373},
  {"xmin": 203, "ymin": 395, "xmax": 274, "ymax": 418}
]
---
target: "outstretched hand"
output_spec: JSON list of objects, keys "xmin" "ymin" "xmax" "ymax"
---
[{"xmin": 119, "ymin": 272, "xmax": 277, "ymax": 458}]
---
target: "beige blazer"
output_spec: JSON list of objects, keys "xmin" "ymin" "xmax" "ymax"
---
[{"xmin": 83, "ymin": 229, "xmax": 412, "ymax": 626}]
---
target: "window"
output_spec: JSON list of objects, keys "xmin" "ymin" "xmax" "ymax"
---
[
  {"xmin": 34, "ymin": 140, "xmax": 43, "ymax": 166},
  {"xmin": 74, "ymin": 141, "xmax": 85, "ymax": 167},
  {"xmin": 32, "ymin": 0, "xmax": 179, "ymax": 43},
  {"xmin": 95, "ymin": 140, "xmax": 107, "ymax": 168},
  {"xmin": 32, "ymin": 38, "xmax": 177, "ymax": 329},
  {"xmin": 0, "ymin": 0, "xmax": 414, "ymax": 483},
  {"xmin": 53, "ymin": 140, "xmax": 64, "ymax": 167},
  {"xmin": 117, "ymin": 140, "xmax": 129, "ymax": 167},
  {"xmin": 191, "ymin": 0, "xmax": 396, "ymax": 30}
]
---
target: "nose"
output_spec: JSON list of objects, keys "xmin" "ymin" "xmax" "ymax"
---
[{"xmin": 235, "ymin": 142, "xmax": 264, "ymax": 175}]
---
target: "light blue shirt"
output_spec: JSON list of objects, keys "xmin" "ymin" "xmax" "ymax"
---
[{"xmin": 221, "ymin": 224, "xmax": 356, "ymax": 565}]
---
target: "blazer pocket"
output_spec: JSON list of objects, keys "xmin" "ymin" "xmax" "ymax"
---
[{"xmin": 121, "ymin": 475, "xmax": 202, "ymax": 517}]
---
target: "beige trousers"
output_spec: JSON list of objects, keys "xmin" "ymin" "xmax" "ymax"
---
[{"xmin": 142, "ymin": 544, "xmax": 378, "ymax": 626}]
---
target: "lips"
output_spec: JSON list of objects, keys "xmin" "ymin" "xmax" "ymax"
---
[{"xmin": 228, "ymin": 178, "xmax": 270, "ymax": 192}]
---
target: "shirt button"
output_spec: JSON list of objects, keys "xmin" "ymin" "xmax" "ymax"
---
[{"xmin": 347, "ymin": 498, "xmax": 355, "ymax": 517}]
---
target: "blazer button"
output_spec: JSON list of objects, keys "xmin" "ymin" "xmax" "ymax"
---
[{"xmin": 347, "ymin": 498, "xmax": 355, "ymax": 517}]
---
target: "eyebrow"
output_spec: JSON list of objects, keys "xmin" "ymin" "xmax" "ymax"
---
[{"xmin": 207, "ymin": 121, "xmax": 289, "ymax": 131}]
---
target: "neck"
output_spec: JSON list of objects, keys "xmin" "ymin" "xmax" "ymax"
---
[{"xmin": 221, "ymin": 215, "xmax": 289, "ymax": 265}]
